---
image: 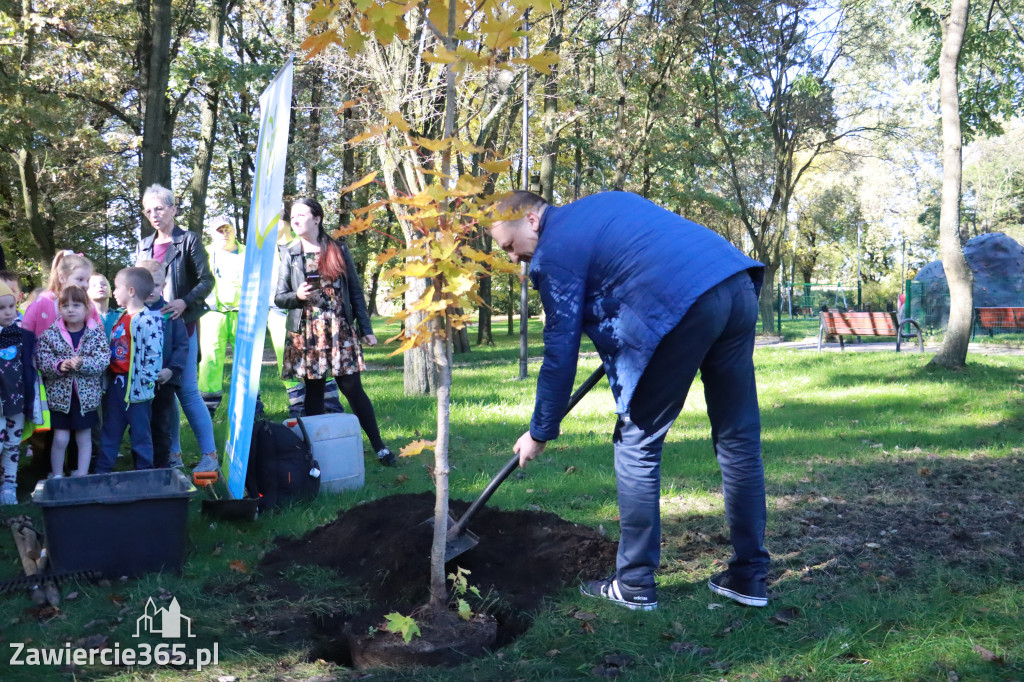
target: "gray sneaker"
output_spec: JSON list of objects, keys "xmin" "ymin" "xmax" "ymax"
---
[
  {"xmin": 192, "ymin": 454, "xmax": 220, "ymax": 473},
  {"xmin": 580, "ymin": 574, "xmax": 658, "ymax": 611},
  {"xmin": 168, "ymin": 454, "xmax": 184, "ymax": 469},
  {"xmin": 1, "ymin": 486, "xmax": 17, "ymax": 505}
]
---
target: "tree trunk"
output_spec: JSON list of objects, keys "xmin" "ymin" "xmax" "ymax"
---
[
  {"xmin": 538, "ymin": 10, "xmax": 564, "ymax": 203},
  {"xmin": 305, "ymin": 65, "xmax": 323, "ymax": 194},
  {"xmin": 507, "ymin": 274, "xmax": 515, "ymax": 335},
  {"xmin": 759, "ymin": 260, "xmax": 778, "ymax": 335},
  {"xmin": 452, "ymin": 309, "xmax": 470, "ymax": 354},
  {"xmin": 339, "ymin": 106, "xmax": 355, "ymax": 226},
  {"xmin": 476, "ymin": 225, "xmax": 494, "ymax": 346},
  {"xmin": 929, "ymin": 0, "xmax": 973, "ymax": 369},
  {"xmin": 12, "ymin": 0, "xmax": 55, "ymax": 265},
  {"xmin": 140, "ymin": 0, "xmax": 173, "ymax": 203},
  {"xmin": 611, "ymin": 43, "xmax": 628, "ymax": 191},
  {"xmin": 188, "ymin": 0, "xmax": 229, "ymax": 234},
  {"xmin": 377, "ymin": 149, "xmax": 438, "ymax": 395},
  {"xmin": 429, "ymin": 317, "xmax": 452, "ymax": 610},
  {"xmin": 367, "ymin": 262, "xmax": 382, "ymax": 316},
  {"xmin": 283, "ymin": 0, "xmax": 297, "ymax": 197},
  {"xmin": 232, "ymin": 13, "xmax": 253, "ymax": 238},
  {"xmin": 15, "ymin": 149, "xmax": 56, "ymax": 266},
  {"xmin": 403, "ymin": 277, "xmax": 439, "ymax": 395}
]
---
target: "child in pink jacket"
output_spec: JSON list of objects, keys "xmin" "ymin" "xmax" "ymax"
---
[{"xmin": 35, "ymin": 286, "xmax": 108, "ymax": 477}]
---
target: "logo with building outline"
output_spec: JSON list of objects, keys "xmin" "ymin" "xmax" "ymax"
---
[{"xmin": 133, "ymin": 597, "xmax": 195, "ymax": 638}]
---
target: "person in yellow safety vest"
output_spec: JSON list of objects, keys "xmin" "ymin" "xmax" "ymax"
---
[{"xmin": 198, "ymin": 216, "xmax": 244, "ymax": 416}]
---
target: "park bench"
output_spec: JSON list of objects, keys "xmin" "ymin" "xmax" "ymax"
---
[
  {"xmin": 817, "ymin": 310, "xmax": 924, "ymax": 352},
  {"xmin": 973, "ymin": 307, "xmax": 1024, "ymax": 338}
]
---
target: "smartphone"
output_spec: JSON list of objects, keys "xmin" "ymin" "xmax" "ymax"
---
[{"xmin": 305, "ymin": 273, "xmax": 321, "ymax": 289}]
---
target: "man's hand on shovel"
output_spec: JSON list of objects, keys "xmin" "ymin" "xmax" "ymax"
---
[{"xmin": 513, "ymin": 432, "xmax": 546, "ymax": 468}]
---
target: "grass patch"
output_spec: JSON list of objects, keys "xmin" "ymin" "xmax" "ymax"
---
[{"xmin": 1, "ymin": 327, "xmax": 1022, "ymax": 681}]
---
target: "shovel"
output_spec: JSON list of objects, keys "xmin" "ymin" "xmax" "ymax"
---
[
  {"xmin": 193, "ymin": 471, "xmax": 260, "ymax": 521},
  {"xmin": 435, "ymin": 365, "xmax": 607, "ymax": 562}
]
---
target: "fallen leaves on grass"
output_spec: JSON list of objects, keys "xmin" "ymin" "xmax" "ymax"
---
[
  {"xmin": 229, "ymin": 560, "xmax": 250, "ymax": 574},
  {"xmin": 400, "ymin": 439, "xmax": 435, "ymax": 457},
  {"xmin": 972, "ymin": 644, "xmax": 1005, "ymax": 665},
  {"xmin": 72, "ymin": 634, "xmax": 108, "ymax": 650},
  {"xmin": 720, "ymin": 618, "xmax": 743, "ymax": 635},
  {"xmin": 769, "ymin": 607, "xmax": 801, "ymax": 626},
  {"xmin": 670, "ymin": 641, "xmax": 713, "ymax": 656},
  {"xmin": 591, "ymin": 653, "xmax": 634, "ymax": 678}
]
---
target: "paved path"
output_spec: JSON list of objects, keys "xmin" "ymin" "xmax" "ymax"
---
[{"xmin": 756, "ymin": 337, "xmax": 1024, "ymax": 356}]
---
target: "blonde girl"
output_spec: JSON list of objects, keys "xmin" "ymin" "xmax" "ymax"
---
[
  {"xmin": 23, "ymin": 251, "xmax": 100, "ymax": 337},
  {"xmin": 35, "ymin": 286, "xmax": 108, "ymax": 477}
]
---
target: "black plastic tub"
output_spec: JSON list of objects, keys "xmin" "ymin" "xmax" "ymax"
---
[{"xmin": 32, "ymin": 469, "xmax": 196, "ymax": 578}]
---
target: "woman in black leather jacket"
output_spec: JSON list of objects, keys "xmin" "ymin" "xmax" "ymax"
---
[
  {"xmin": 275, "ymin": 197, "xmax": 395, "ymax": 466},
  {"xmin": 136, "ymin": 183, "xmax": 219, "ymax": 473}
]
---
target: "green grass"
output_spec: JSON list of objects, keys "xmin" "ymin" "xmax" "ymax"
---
[{"xmin": 2, "ymin": 322, "xmax": 1022, "ymax": 681}]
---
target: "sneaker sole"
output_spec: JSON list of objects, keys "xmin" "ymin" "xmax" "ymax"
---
[
  {"xmin": 708, "ymin": 579, "xmax": 768, "ymax": 607},
  {"xmin": 579, "ymin": 585, "xmax": 658, "ymax": 611}
]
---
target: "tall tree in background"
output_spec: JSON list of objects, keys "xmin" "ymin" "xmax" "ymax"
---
[
  {"xmin": 701, "ymin": 0, "xmax": 867, "ymax": 332},
  {"xmin": 189, "ymin": 0, "xmax": 234, "ymax": 233},
  {"xmin": 139, "ymin": 0, "xmax": 174, "ymax": 195},
  {"xmin": 928, "ymin": 0, "xmax": 973, "ymax": 368}
]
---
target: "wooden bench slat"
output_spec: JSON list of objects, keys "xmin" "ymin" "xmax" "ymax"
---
[
  {"xmin": 817, "ymin": 310, "xmax": 924, "ymax": 352},
  {"xmin": 821, "ymin": 312, "xmax": 898, "ymax": 337},
  {"xmin": 976, "ymin": 307, "xmax": 1024, "ymax": 329}
]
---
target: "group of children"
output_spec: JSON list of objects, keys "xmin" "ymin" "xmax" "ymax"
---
[{"xmin": 0, "ymin": 252, "xmax": 194, "ymax": 505}]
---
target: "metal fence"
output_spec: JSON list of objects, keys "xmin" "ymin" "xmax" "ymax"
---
[{"xmin": 908, "ymin": 277, "xmax": 1024, "ymax": 331}]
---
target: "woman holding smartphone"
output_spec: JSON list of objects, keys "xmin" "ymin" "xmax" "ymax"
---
[{"xmin": 275, "ymin": 198, "xmax": 396, "ymax": 466}]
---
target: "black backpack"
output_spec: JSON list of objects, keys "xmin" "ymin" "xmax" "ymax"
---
[{"xmin": 245, "ymin": 418, "xmax": 321, "ymax": 510}]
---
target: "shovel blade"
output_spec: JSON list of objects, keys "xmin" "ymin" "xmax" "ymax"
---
[
  {"xmin": 444, "ymin": 527, "xmax": 479, "ymax": 562},
  {"xmin": 424, "ymin": 514, "xmax": 481, "ymax": 562}
]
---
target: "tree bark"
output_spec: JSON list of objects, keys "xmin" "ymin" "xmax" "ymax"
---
[
  {"xmin": 140, "ymin": 0, "xmax": 173, "ymax": 203},
  {"xmin": 12, "ymin": 0, "xmax": 56, "ymax": 265},
  {"xmin": 305, "ymin": 64, "xmax": 323, "ymax": 194},
  {"xmin": 283, "ymin": 0, "xmax": 297, "ymax": 197},
  {"xmin": 611, "ymin": 36, "xmax": 628, "ymax": 191},
  {"xmin": 476, "ymin": 226, "xmax": 494, "ymax": 346},
  {"xmin": 507, "ymin": 274, "xmax": 515, "ymax": 335},
  {"xmin": 188, "ymin": 0, "xmax": 230, "ymax": 234},
  {"xmin": 451, "ymin": 310, "xmax": 471, "ymax": 354},
  {"xmin": 15, "ymin": 148, "xmax": 56, "ymax": 266},
  {"xmin": 929, "ymin": 0, "xmax": 973, "ymax": 369},
  {"xmin": 538, "ymin": 9, "xmax": 564, "ymax": 202}
]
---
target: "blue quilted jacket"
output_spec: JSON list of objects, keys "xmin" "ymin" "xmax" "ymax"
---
[{"xmin": 528, "ymin": 192, "xmax": 764, "ymax": 441}]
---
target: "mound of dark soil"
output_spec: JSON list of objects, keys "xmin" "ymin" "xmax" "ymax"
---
[{"xmin": 259, "ymin": 492, "xmax": 616, "ymax": 661}]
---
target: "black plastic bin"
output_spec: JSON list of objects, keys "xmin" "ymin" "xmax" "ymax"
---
[{"xmin": 32, "ymin": 469, "xmax": 196, "ymax": 578}]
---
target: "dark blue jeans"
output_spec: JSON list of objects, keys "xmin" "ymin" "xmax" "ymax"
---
[
  {"xmin": 151, "ymin": 383, "xmax": 177, "ymax": 469},
  {"xmin": 614, "ymin": 271, "xmax": 769, "ymax": 588},
  {"xmin": 96, "ymin": 374, "xmax": 155, "ymax": 472}
]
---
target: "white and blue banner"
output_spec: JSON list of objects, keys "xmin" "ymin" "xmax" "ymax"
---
[{"xmin": 224, "ymin": 57, "xmax": 293, "ymax": 499}]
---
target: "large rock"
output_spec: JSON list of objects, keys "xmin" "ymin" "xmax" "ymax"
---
[{"xmin": 914, "ymin": 232, "xmax": 1024, "ymax": 328}]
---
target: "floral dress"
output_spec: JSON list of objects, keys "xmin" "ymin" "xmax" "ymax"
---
[{"xmin": 282, "ymin": 251, "xmax": 366, "ymax": 380}]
